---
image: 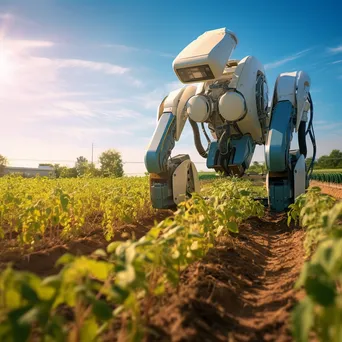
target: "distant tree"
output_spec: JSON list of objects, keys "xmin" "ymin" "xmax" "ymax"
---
[
  {"xmin": 39, "ymin": 163, "xmax": 53, "ymax": 167},
  {"xmin": 307, "ymin": 149, "xmax": 342, "ymax": 169},
  {"xmin": 99, "ymin": 149, "xmax": 124, "ymax": 177},
  {"xmin": 75, "ymin": 156, "xmax": 89, "ymax": 177},
  {"xmin": 52, "ymin": 164, "xmax": 63, "ymax": 178},
  {"xmin": 86, "ymin": 162, "xmax": 101, "ymax": 177},
  {"xmin": 329, "ymin": 149, "xmax": 342, "ymax": 168},
  {"xmin": 0, "ymin": 154, "xmax": 8, "ymax": 175},
  {"xmin": 60, "ymin": 166, "xmax": 77, "ymax": 178},
  {"xmin": 0, "ymin": 154, "xmax": 8, "ymax": 166}
]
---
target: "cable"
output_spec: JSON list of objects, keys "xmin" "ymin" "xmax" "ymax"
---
[
  {"xmin": 306, "ymin": 92, "xmax": 316, "ymax": 180},
  {"xmin": 201, "ymin": 123, "xmax": 211, "ymax": 144},
  {"xmin": 189, "ymin": 118, "xmax": 208, "ymax": 158}
]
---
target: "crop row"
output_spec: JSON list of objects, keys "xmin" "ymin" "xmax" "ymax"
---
[
  {"xmin": 288, "ymin": 186, "xmax": 342, "ymax": 341},
  {"xmin": 311, "ymin": 172, "xmax": 342, "ymax": 184},
  {"xmin": 0, "ymin": 175, "xmax": 155, "ymax": 245},
  {"xmin": 0, "ymin": 179, "xmax": 264, "ymax": 341}
]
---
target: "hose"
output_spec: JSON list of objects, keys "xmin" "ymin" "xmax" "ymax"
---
[
  {"xmin": 306, "ymin": 92, "xmax": 316, "ymax": 179},
  {"xmin": 189, "ymin": 118, "xmax": 208, "ymax": 158},
  {"xmin": 298, "ymin": 121, "xmax": 307, "ymax": 157},
  {"xmin": 219, "ymin": 127, "xmax": 231, "ymax": 156},
  {"xmin": 201, "ymin": 123, "xmax": 211, "ymax": 144}
]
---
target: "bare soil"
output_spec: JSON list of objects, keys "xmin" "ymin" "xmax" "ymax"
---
[
  {"xmin": 310, "ymin": 180, "xmax": 342, "ymax": 199},
  {"xmin": 0, "ymin": 207, "xmax": 306, "ymax": 341},
  {"xmin": 0, "ymin": 210, "xmax": 172, "ymax": 276},
  {"xmin": 147, "ymin": 213, "xmax": 304, "ymax": 342}
]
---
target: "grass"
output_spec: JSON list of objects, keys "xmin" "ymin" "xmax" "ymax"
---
[{"xmin": 198, "ymin": 171, "xmax": 220, "ymax": 180}]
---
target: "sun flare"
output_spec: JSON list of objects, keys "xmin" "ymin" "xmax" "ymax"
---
[{"xmin": 0, "ymin": 42, "xmax": 14, "ymax": 82}]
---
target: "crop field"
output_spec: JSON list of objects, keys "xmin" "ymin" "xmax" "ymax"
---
[
  {"xmin": 313, "ymin": 169, "xmax": 342, "ymax": 173},
  {"xmin": 312, "ymin": 172, "xmax": 342, "ymax": 184},
  {"xmin": 0, "ymin": 175, "xmax": 341, "ymax": 342}
]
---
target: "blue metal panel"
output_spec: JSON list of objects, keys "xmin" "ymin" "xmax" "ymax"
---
[
  {"xmin": 230, "ymin": 135, "xmax": 255, "ymax": 168},
  {"xmin": 144, "ymin": 113, "xmax": 176, "ymax": 174},
  {"xmin": 206, "ymin": 141, "xmax": 218, "ymax": 169},
  {"xmin": 150, "ymin": 183, "xmax": 172, "ymax": 209},
  {"xmin": 269, "ymin": 181, "xmax": 291, "ymax": 212},
  {"xmin": 265, "ymin": 101, "xmax": 294, "ymax": 172}
]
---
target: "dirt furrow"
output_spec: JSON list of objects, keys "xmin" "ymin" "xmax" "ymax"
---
[
  {"xmin": 0, "ymin": 210, "xmax": 172, "ymax": 276},
  {"xmin": 148, "ymin": 213, "xmax": 305, "ymax": 342}
]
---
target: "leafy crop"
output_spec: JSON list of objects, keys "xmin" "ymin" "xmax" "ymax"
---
[
  {"xmin": 312, "ymin": 173, "xmax": 342, "ymax": 184},
  {"xmin": 0, "ymin": 176, "xmax": 155, "ymax": 245},
  {"xmin": 288, "ymin": 187, "xmax": 342, "ymax": 342},
  {"xmin": 0, "ymin": 179, "xmax": 264, "ymax": 341}
]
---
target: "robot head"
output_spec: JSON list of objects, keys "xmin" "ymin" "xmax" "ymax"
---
[{"xmin": 172, "ymin": 28, "xmax": 238, "ymax": 84}]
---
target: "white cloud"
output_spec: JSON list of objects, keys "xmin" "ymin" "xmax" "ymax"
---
[
  {"xmin": 331, "ymin": 60, "xmax": 342, "ymax": 64},
  {"xmin": 51, "ymin": 126, "xmax": 134, "ymax": 141},
  {"xmin": 315, "ymin": 122, "xmax": 342, "ymax": 131},
  {"xmin": 314, "ymin": 120, "xmax": 328, "ymax": 125},
  {"xmin": 3, "ymin": 39, "xmax": 54, "ymax": 51},
  {"xmin": 264, "ymin": 48, "xmax": 312, "ymax": 70},
  {"xmin": 0, "ymin": 38, "xmax": 144, "ymax": 123},
  {"xmin": 21, "ymin": 56, "xmax": 129, "ymax": 76},
  {"xmin": 107, "ymin": 109, "xmax": 142, "ymax": 119},
  {"xmin": 54, "ymin": 58, "xmax": 129, "ymax": 75},
  {"xmin": 328, "ymin": 45, "xmax": 342, "ymax": 53},
  {"xmin": 0, "ymin": 12, "xmax": 39, "ymax": 29},
  {"xmin": 102, "ymin": 43, "xmax": 175, "ymax": 58},
  {"xmin": 134, "ymin": 80, "xmax": 188, "ymax": 110}
]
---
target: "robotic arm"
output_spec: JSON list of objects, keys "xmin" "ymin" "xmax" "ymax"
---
[
  {"xmin": 265, "ymin": 71, "xmax": 316, "ymax": 211},
  {"xmin": 145, "ymin": 28, "xmax": 240, "ymax": 209},
  {"xmin": 144, "ymin": 86, "xmax": 200, "ymax": 208}
]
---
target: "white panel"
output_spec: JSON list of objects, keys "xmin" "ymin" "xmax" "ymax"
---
[
  {"xmin": 228, "ymin": 56, "xmax": 265, "ymax": 143},
  {"xmin": 175, "ymin": 86, "xmax": 197, "ymax": 140},
  {"xmin": 190, "ymin": 162, "xmax": 200, "ymax": 193},
  {"xmin": 163, "ymin": 87, "xmax": 186, "ymax": 113},
  {"xmin": 275, "ymin": 72, "xmax": 297, "ymax": 105},
  {"xmin": 173, "ymin": 28, "xmax": 238, "ymax": 82},
  {"xmin": 295, "ymin": 71, "xmax": 311, "ymax": 131},
  {"xmin": 294, "ymin": 155, "xmax": 306, "ymax": 199},
  {"xmin": 157, "ymin": 95, "xmax": 168, "ymax": 121},
  {"xmin": 172, "ymin": 160, "xmax": 191, "ymax": 204},
  {"xmin": 172, "ymin": 160, "xmax": 200, "ymax": 204}
]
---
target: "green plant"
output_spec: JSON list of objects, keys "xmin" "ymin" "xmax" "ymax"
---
[
  {"xmin": 0, "ymin": 178, "xmax": 264, "ymax": 341},
  {"xmin": 289, "ymin": 187, "xmax": 342, "ymax": 342}
]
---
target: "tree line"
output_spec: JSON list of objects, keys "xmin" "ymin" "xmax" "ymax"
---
[
  {"xmin": 248, "ymin": 149, "xmax": 342, "ymax": 174},
  {"xmin": 306, "ymin": 149, "xmax": 342, "ymax": 169},
  {"xmin": 0, "ymin": 149, "xmax": 124, "ymax": 178}
]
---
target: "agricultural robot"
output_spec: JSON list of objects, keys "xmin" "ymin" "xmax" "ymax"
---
[{"xmin": 144, "ymin": 28, "xmax": 316, "ymax": 212}]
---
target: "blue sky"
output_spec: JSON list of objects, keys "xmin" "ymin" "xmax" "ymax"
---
[{"xmin": 0, "ymin": 0, "xmax": 341, "ymax": 174}]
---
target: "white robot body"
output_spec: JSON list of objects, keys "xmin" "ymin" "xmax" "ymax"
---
[
  {"xmin": 218, "ymin": 91, "xmax": 246, "ymax": 122},
  {"xmin": 172, "ymin": 55, "xmax": 268, "ymax": 144},
  {"xmin": 173, "ymin": 28, "xmax": 238, "ymax": 84},
  {"xmin": 272, "ymin": 71, "xmax": 311, "ymax": 131},
  {"xmin": 186, "ymin": 95, "xmax": 211, "ymax": 123},
  {"xmin": 227, "ymin": 56, "xmax": 268, "ymax": 143},
  {"xmin": 145, "ymin": 28, "xmax": 315, "ymax": 212}
]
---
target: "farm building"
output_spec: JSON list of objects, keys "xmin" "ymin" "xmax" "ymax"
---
[{"xmin": 0, "ymin": 166, "xmax": 55, "ymax": 178}]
